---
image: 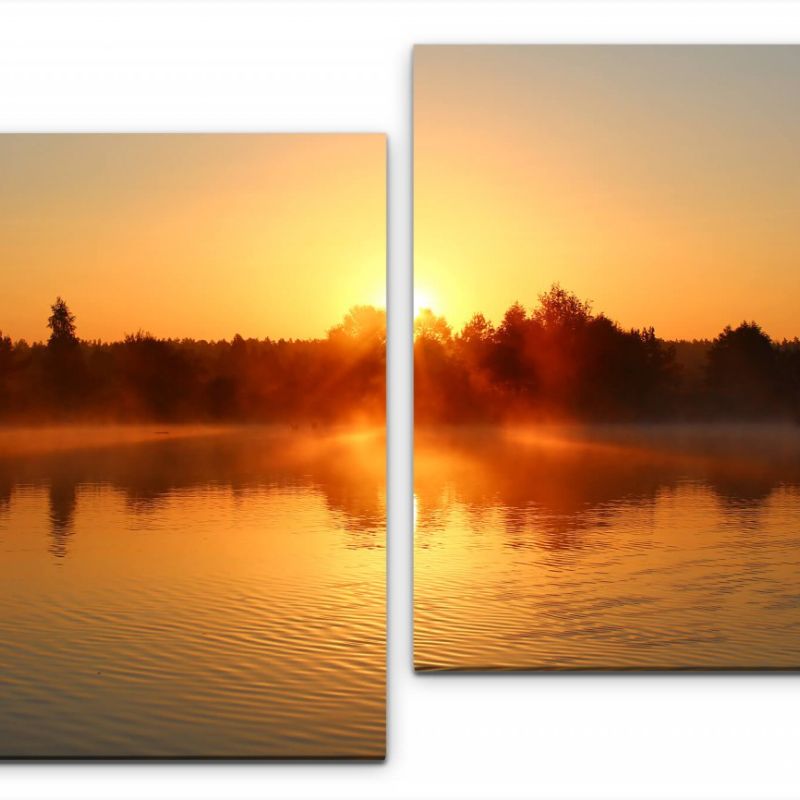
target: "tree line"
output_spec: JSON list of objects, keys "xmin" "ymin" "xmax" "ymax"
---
[
  {"xmin": 4, "ymin": 288, "xmax": 797, "ymax": 425},
  {"xmin": 0, "ymin": 298, "xmax": 385, "ymax": 424},
  {"xmin": 414, "ymin": 284, "xmax": 800, "ymax": 423}
]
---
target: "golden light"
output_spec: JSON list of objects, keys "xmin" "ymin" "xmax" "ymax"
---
[
  {"xmin": 369, "ymin": 283, "xmax": 387, "ymax": 312},
  {"xmin": 413, "ymin": 287, "xmax": 437, "ymax": 320},
  {"xmin": 0, "ymin": 134, "xmax": 385, "ymax": 343}
]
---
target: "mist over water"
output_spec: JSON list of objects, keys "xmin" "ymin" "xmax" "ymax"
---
[
  {"xmin": 414, "ymin": 425, "xmax": 800, "ymax": 670},
  {"xmin": 0, "ymin": 426, "xmax": 385, "ymax": 758}
]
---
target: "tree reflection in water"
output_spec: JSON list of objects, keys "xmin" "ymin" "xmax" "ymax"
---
[
  {"xmin": 415, "ymin": 425, "xmax": 800, "ymax": 551},
  {"xmin": 0, "ymin": 428, "xmax": 385, "ymax": 561}
]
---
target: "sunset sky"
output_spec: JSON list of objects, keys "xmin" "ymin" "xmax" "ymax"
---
[
  {"xmin": 414, "ymin": 46, "xmax": 800, "ymax": 341},
  {"xmin": 0, "ymin": 134, "xmax": 385, "ymax": 342}
]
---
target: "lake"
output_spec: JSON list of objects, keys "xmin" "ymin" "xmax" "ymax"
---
[
  {"xmin": 0, "ymin": 426, "xmax": 385, "ymax": 758},
  {"xmin": 415, "ymin": 425, "xmax": 800, "ymax": 670}
]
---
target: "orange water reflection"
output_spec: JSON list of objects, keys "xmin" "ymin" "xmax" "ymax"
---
[
  {"xmin": 0, "ymin": 426, "xmax": 385, "ymax": 757},
  {"xmin": 415, "ymin": 425, "xmax": 800, "ymax": 669}
]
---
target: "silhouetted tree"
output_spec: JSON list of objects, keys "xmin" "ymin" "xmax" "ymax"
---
[
  {"xmin": 330, "ymin": 305, "xmax": 387, "ymax": 347},
  {"xmin": 43, "ymin": 297, "xmax": 86, "ymax": 414},
  {"xmin": 0, "ymin": 331, "xmax": 14, "ymax": 416},
  {"xmin": 491, "ymin": 302, "xmax": 533, "ymax": 393},
  {"xmin": 414, "ymin": 309, "xmax": 451, "ymax": 344},
  {"xmin": 47, "ymin": 297, "xmax": 78, "ymax": 348},
  {"xmin": 415, "ymin": 309, "xmax": 474, "ymax": 422},
  {"xmin": 455, "ymin": 313, "xmax": 496, "ymax": 392},
  {"xmin": 707, "ymin": 322, "xmax": 781, "ymax": 418},
  {"xmin": 533, "ymin": 283, "xmax": 592, "ymax": 331},
  {"xmin": 777, "ymin": 338, "xmax": 800, "ymax": 422}
]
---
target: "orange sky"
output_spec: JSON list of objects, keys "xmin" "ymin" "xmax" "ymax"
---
[
  {"xmin": 0, "ymin": 134, "xmax": 385, "ymax": 343},
  {"xmin": 414, "ymin": 46, "xmax": 800, "ymax": 341}
]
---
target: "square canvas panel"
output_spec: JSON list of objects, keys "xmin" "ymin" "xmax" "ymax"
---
[
  {"xmin": 0, "ymin": 133, "xmax": 386, "ymax": 757},
  {"xmin": 413, "ymin": 45, "xmax": 800, "ymax": 670}
]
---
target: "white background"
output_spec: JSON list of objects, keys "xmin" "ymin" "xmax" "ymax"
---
[{"xmin": 2, "ymin": 2, "xmax": 800, "ymax": 798}]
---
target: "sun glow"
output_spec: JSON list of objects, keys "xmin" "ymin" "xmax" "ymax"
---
[
  {"xmin": 414, "ymin": 288, "xmax": 437, "ymax": 320},
  {"xmin": 0, "ymin": 134, "xmax": 385, "ymax": 343},
  {"xmin": 414, "ymin": 46, "xmax": 800, "ymax": 341}
]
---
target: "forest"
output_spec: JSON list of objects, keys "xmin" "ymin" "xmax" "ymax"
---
[
  {"xmin": 3, "ymin": 287, "xmax": 799, "ymax": 425},
  {"xmin": 0, "ymin": 299, "xmax": 386, "ymax": 424},
  {"xmin": 414, "ymin": 284, "xmax": 800, "ymax": 423}
]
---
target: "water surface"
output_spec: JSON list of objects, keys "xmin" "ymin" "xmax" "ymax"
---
[
  {"xmin": 0, "ymin": 426, "xmax": 385, "ymax": 757},
  {"xmin": 415, "ymin": 425, "xmax": 800, "ymax": 670}
]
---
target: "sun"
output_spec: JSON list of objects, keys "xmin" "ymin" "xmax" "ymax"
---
[{"xmin": 414, "ymin": 287, "xmax": 437, "ymax": 320}]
